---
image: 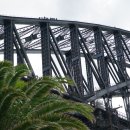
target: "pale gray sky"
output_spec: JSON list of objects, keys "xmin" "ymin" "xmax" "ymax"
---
[{"xmin": 0, "ymin": 0, "xmax": 130, "ymax": 30}]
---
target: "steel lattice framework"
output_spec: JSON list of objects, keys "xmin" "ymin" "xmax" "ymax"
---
[{"xmin": 0, "ymin": 15, "xmax": 130, "ymax": 129}]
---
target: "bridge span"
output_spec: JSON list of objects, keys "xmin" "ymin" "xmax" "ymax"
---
[{"xmin": 0, "ymin": 15, "xmax": 130, "ymax": 129}]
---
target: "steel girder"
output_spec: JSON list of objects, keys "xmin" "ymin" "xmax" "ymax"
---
[
  {"xmin": 65, "ymin": 50, "xmax": 73, "ymax": 93},
  {"xmin": 40, "ymin": 22, "xmax": 52, "ymax": 76},
  {"xmin": 94, "ymin": 27, "xmax": 110, "ymax": 89},
  {"xmin": 4, "ymin": 20, "xmax": 13, "ymax": 62},
  {"xmin": 114, "ymin": 31, "xmax": 130, "ymax": 120},
  {"xmin": 94, "ymin": 28, "xmax": 112, "ymax": 119},
  {"xmin": 0, "ymin": 15, "xmax": 130, "ymax": 37},
  {"xmin": 86, "ymin": 79, "xmax": 130, "ymax": 102},
  {"xmin": 69, "ymin": 24, "xmax": 84, "ymax": 95},
  {"xmin": 85, "ymin": 55, "xmax": 94, "ymax": 95}
]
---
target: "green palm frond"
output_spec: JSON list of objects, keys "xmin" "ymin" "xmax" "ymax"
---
[
  {"xmin": 40, "ymin": 76, "xmax": 66, "ymax": 92},
  {"xmin": 0, "ymin": 61, "xmax": 13, "ymax": 68},
  {"xmin": 10, "ymin": 119, "xmax": 63, "ymax": 130},
  {"xmin": 26, "ymin": 77, "xmax": 66, "ymax": 99},
  {"xmin": 8, "ymin": 68, "xmax": 29, "ymax": 88},
  {"xmin": 9, "ymin": 119, "xmax": 41, "ymax": 130},
  {"xmin": 0, "ymin": 62, "xmax": 28, "ymax": 89},
  {"xmin": 30, "ymin": 95, "xmax": 93, "ymax": 122},
  {"xmin": 56, "ymin": 115, "xmax": 89, "ymax": 130},
  {"xmin": 0, "ymin": 61, "xmax": 94, "ymax": 130},
  {"xmin": 0, "ymin": 67, "xmax": 13, "ymax": 88},
  {"xmin": 0, "ymin": 88, "xmax": 25, "ymax": 122},
  {"xmin": 37, "ymin": 113, "xmax": 89, "ymax": 130}
]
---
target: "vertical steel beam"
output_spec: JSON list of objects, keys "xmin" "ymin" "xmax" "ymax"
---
[
  {"xmin": 40, "ymin": 22, "xmax": 51, "ymax": 76},
  {"xmin": 114, "ymin": 31, "xmax": 127, "ymax": 80},
  {"xmin": 94, "ymin": 27, "xmax": 109, "ymax": 88},
  {"xmin": 94, "ymin": 27, "xmax": 113, "ymax": 125},
  {"xmin": 65, "ymin": 50, "xmax": 74, "ymax": 93},
  {"xmin": 65, "ymin": 50, "xmax": 72, "ymax": 76},
  {"xmin": 86, "ymin": 58, "xmax": 94, "ymax": 94},
  {"xmin": 114, "ymin": 31, "xmax": 130, "ymax": 121},
  {"xmin": 69, "ymin": 24, "xmax": 83, "ymax": 95},
  {"xmin": 4, "ymin": 20, "xmax": 13, "ymax": 63}
]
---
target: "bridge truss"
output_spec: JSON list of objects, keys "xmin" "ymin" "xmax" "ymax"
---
[{"xmin": 0, "ymin": 15, "xmax": 130, "ymax": 129}]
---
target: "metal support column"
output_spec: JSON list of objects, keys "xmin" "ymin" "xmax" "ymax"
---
[
  {"xmin": 86, "ymin": 56, "xmax": 94, "ymax": 95},
  {"xmin": 114, "ymin": 31, "xmax": 130, "ymax": 121},
  {"xmin": 65, "ymin": 50, "xmax": 72, "ymax": 74},
  {"xmin": 69, "ymin": 24, "xmax": 83, "ymax": 95},
  {"xmin": 4, "ymin": 20, "xmax": 13, "ymax": 63},
  {"xmin": 94, "ymin": 27, "xmax": 113, "ymax": 128},
  {"xmin": 114, "ymin": 31, "xmax": 127, "ymax": 80},
  {"xmin": 94, "ymin": 27, "xmax": 110, "ymax": 88},
  {"xmin": 40, "ymin": 22, "xmax": 51, "ymax": 76},
  {"xmin": 65, "ymin": 50, "xmax": 73, "ymax": 93}
]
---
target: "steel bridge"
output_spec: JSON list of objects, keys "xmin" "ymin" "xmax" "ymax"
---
[{"xmin": 0, "ymin": 15, "xmax": 130, "ymax": 129}]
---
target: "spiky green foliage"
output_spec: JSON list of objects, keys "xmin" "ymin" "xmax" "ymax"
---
[{"xmin": 0, "ymin": 61, "xmax": 94, "ymax": 130}]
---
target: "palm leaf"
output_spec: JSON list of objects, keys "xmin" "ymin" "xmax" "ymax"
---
[
  {"xmin": 0, "ymin": 61, "xmax": 94, "ymax": 130},
  {"xmin": 0, "ymin": 88, "xmax": 25, "ymax": 120}
]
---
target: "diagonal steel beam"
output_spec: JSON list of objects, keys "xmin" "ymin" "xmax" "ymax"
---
[
  {"xmin": 78, "ymin": 29, "xmax": 106, "ymax": 89},
  {"xmin": 86, "ymin": 79, "xmax": 130, "ymax": 102},
  {"xmin": 13, "ymin": 24, "xmax": 35, "ymax": 77},
  {"xmin": 49, "ymin": 26, "xmax": 81, "ymax": 96},
  {"xmin": 13, "ymin": 36, "xmax": 24, "ymax": 64}
]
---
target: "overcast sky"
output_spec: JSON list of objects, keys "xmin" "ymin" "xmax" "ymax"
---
[{"xmin": 0, "ymin": 0, "xmax": 130, "ymax": 30}]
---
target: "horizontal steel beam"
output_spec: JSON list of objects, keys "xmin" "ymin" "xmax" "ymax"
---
[
  {"xmin": 0, "ymin": 15, "xmax": 130, "ymax": 36},
  {"xmin": 86, "ymin": 79, "xmax": 130, "ymax": 102}
]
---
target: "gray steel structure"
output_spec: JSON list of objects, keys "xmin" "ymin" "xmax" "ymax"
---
[{"xmin": 0, "ymin": 15, "xmax": 130, "ymax": 129}]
